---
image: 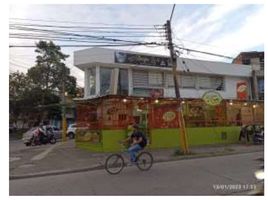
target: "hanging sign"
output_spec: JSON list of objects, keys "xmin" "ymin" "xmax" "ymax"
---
[
  {"xmin": 202, "ymin": 91, "xmax": 223, "ymax": 106},
  {"xmin": 237, "ymin": 81, "xmax": 248, "ymax": 100}
]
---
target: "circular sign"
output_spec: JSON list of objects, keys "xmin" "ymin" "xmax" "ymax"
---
[
  {"xmin": 202, "ymin": 91, "xmax": 223, "ymax": 106},
  {"xmin": 163, "ymin": 111, "xmax": 176, "ymax": 122}
]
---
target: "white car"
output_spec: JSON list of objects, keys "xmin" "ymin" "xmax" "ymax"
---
[
  {"xmin": 67, "ymin": 124, "xmax": 77, "ymax": 139},
  {"xmin": 67, "ymin": 123, "xmax": 90, "ymax": 139}
]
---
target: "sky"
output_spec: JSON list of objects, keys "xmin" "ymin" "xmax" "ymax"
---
[{"xmin": 9, "ymin": 4, "xmax": 266, "ymax": 87}]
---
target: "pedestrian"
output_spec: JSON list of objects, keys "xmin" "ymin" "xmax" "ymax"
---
[{"xmin": 239, "ymin": 125, "xmax": 250, "ymax": 142}]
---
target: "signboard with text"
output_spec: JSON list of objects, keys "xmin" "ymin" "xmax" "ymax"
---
[{"xmin": 115, "ymin": 51, "xmax": 170, "ymax": 68}]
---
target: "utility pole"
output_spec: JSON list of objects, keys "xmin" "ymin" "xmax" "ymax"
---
[
  {"xmin": 165, "ymin": 19, "xmax": 189, "ymax": 154},
  {"xmin": 61, "ymin": 69, "xmax": 67, "ymax": 142}
]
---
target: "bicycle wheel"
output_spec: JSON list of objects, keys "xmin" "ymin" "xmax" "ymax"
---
[
  {"xmin": 105, "ymin": 154, "xmax": 125, "ymax": 175},
  {"xmin": 136, "ymin": 151, "xmax": 153, "ymax": 171}
]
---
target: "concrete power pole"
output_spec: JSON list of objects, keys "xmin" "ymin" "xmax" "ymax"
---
[
  {"xmin": 166, "ymin": 20, "xmax": 189, "ymax": 154},
  {"xmin": 61, "ymin": 70, "xmax": 67, "ymax": 142}
]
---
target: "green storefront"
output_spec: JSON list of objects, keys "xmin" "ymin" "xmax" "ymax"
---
[{"xmin": 75, "ymin": 95, "xmax": 264, "ymax": 152}]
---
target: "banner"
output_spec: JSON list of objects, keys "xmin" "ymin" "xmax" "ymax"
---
[{"xmin": 237, "ymin": 81, "xmax": 248, "ymax": 100}]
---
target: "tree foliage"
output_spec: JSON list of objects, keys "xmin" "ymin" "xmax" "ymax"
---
[{"xmin": 9, "ymin": 40, "xmax": 77, "ymax": 127}]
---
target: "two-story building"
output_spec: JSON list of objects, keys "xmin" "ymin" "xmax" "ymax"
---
[{"xmin": 73, "ymin": 47, "xmax": 263, "ymax": 152}]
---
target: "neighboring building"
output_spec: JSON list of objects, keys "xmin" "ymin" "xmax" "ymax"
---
[
  {"xmin": 233, "ymin": 51, "xmax": 264, "ymax": 100},
  {"xmin": 73, "ymin": 48, "xmax": 263, "ymax": 152}
]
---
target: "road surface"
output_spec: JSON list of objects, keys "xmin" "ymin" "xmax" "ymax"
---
[{"xmin": 10, "ymin": 151, "xmax": 263, "ymax": 195}]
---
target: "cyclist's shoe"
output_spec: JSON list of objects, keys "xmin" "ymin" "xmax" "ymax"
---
[{"xmin": 129, "ymin": 158, "xmax": 137, "ymax": 166}]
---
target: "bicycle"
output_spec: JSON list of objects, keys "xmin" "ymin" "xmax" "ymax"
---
[{"xmin": 104, "ymin": 144, "xmax": 154, "ymax": 175}]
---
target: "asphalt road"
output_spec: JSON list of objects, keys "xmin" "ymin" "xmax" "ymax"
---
[{"xmin": 10, "ymin": 151, "xmax": 263, "ymax": 195}]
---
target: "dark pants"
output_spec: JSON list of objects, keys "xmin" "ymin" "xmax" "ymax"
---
[{"xmin": 239, "ymin": 130, "xmax": 250, "ymax": 142}]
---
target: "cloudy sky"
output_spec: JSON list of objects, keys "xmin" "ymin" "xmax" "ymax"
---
[{"xmin": 9, "ymin": 4, "xmax": 265, "ymax": 87}]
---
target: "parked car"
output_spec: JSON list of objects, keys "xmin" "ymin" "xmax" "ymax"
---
[
  {"xmin": 67, "ymin": 124, "xmax": 77, "ymax": 139},
  {"xmin": 67, "ymin": 123, "xmax": 90, "ymax": 139}
]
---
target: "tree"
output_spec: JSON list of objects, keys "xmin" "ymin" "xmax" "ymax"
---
[
  {"xmin": 9, "ymin": 71, "xmax": 31, "ymax": 100},
  {"xmin": 27, "ymin": 41, "xmax": 77, "ymax": 96},
  {"xmin": 9, "ymin": 41, "xmax": 77, "ymax": 128}
]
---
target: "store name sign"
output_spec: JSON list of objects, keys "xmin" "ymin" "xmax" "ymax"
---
[
  {"xmin": 115, "ymin": 51, "xmax": 170, "ymax": 68},
  {"xmin": 202, "ymin": 91, "xmax": 223, "ymax": 106}
]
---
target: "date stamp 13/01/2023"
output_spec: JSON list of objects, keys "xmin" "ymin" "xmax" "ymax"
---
[{"xmin": 213, "ymin": 184, "xmax": 256, "ymax": 192}]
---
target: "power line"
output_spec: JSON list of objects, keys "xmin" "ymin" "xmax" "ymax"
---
[
  {"xmin": 10, "ymin": 26, "xmax": 159, "ymax": 45},
  {"xmin": 9, "ymin": 43, "xmax": 163, "ymax": 48},
  {"xmin": 10, "ymin": 17, "xmax": 164, "ymax": 27},
  {"xmin": 174, "ymin": 44, "xmax": 234, "ymax": 59},
  {"xmin": 10, "ymin": 33, "xmax": 163, "ymax": 39},
  {"xmin": 10, "ymin": 23, "xmax": 164, "ymax": 30}
]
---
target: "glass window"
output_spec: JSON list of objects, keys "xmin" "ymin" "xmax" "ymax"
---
[
  {"xmin": 198, "ymin": 75, "xmax": 224, "ymax": 90},
  {"xmin": 88, "ymin": 68, "xmax": 96, "ymax": 95},
  {"xmin": 100, "ymin": 68, "xmax": 112, "ymax": 96},
  {"xmin": 117, "ymin": 69, "xmax": 129, "ymax": 95}
]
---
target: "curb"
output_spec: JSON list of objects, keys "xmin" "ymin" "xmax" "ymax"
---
[
  {"xmin": 10, "ymin": 149, "xmax": 263, "ymax": 180},
  {"xmin": 10, "ymin": 164, "xmax": 103, "ymax": 180}
]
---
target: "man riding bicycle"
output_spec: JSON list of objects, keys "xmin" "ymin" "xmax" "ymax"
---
[{"xmin": 123, "ymin": 124, "xmax": 147, "ymax": 164}]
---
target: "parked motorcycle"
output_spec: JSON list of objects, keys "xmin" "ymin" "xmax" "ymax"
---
[
  {"xmin": 23, "ymin": 126, "xmax": 56, "ymax": 146},
  {"xmin": 239, "ymin": 124, "xmax": 264, "ymax": 144},
  {"xmin": 253, "ymin": 128, "xmax": 264, "ymax": 145}
]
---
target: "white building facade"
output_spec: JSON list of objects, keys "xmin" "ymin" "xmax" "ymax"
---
[{"xmin": 74, "ymin": 48, "xmax": 252, "ymax": 100}]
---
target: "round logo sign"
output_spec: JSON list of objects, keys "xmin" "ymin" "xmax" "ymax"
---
[
  {"xmin": 162, "ymin": 111, "xmax": 176, "ymax": 122},
  {"xmin": 202, "ymin": 91, "xmax": 223, "ymax": 106}
]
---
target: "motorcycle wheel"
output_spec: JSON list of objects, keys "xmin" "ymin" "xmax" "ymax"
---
[{"xmin": 49, "ymin": 137, "xmax": 56, "ymax": 144}]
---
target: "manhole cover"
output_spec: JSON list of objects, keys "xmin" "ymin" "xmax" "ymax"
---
[
  {"xmin": 10, "ymin": 157, "xmax": 21, "ymax": 162},
  {"xmin": 19, "ymin": 164, "xmax": 35, "ymax": 168}
]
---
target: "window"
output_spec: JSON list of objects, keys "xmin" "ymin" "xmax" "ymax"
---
[
  {"xmin": 166, "ymin": 74, "xmax": 175, "ymax": 87},
  {"xmin": 242, "ymin": 59, "xmax": 250, "ymax": 65},
  {"xmin": 100, "ymin": 68, "xmax": 112, "ymax": 96},
  {"xmin": 166, "ymin": 74, "xmax": 195, "ymax": 88},
  {"xmin": 117, "ymin": 69, "xmax": 129, "ymax": 95},
  {"xmin": 180, "ymin": 75, "xmax": 195, "ymax": 88},
  {"xmin": 148, "ymin": 72, "xmax": 163, "ymax": 86},
  {"xmin": 133, "ymin": 70, "xmax": 149, "ymax": 87},
  {"xmin": 198, "ymin": 76, "xmax": 224, "ymax": 90},
  {"xmin": 88, "ymin": 68, "xmax": 96, "ymax": 95},
  {"xmin": 132, "ymin": 70, "xmax": 164, "ymax": 97}
]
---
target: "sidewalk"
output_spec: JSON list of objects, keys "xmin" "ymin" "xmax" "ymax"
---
[{"xmin": 9, "ymin": 140, "xmax": 264, "ymax": 180}]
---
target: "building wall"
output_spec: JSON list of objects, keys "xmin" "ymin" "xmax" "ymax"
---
[
  {"xmin": 83, "ymin": 65, "xmax": 252, "ymax": 100},
  {"xmin": 75, "ymin": 48, "xmax": 253, "ymax": 100},
  {"xmin": 164, "ymin": 76, "xmax": 251, "ymax": 99}
]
